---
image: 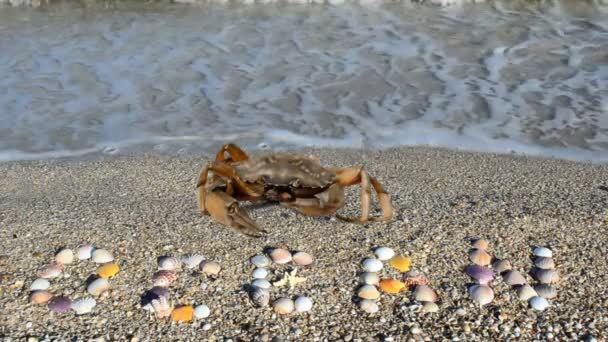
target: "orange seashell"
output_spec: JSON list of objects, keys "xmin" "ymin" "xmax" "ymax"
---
[
  {"xmin": 389, "ymin": 256, "xmax": 411, "ymax": 272},
  {"xmin": 96, "ymin": 263, "xmax": 120, "ymax": 279},
  {"xmin": 469, "ymin": 249, "xmax": 492, "ymax": 266},
  {"xmin": 30, "ymin": 290, "xmax": 53, "ymax": 304},
  {"xmin": 171, "ymin": 305, "xmax": 194, "ymax": 322},
  {"xmin": 379, "ymin": 279, "xmax": 406, "ymax": 294}
]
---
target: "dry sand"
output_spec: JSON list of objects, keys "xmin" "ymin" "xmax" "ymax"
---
[{"xmin": 0, "ymin": 146, "xmax": 607, "ymax": 341}]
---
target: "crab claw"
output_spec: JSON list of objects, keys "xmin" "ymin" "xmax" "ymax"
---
[{"xmin": 204, "ymin": 191, "xmax": 267, "ymax": 238}]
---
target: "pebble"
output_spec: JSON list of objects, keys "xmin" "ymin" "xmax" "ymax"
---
[{"xmin": 203, "ymin": 324, "xmax": 212, "ymax": 331}]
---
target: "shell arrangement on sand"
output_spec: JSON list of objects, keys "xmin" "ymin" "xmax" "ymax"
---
[
  {"xmin": 246, "ymin": 248, "xmax": 313, "ymax": 315},
  {"xmin": 464, "ymin": 239, "xmax": 496, "ymax": 307}
]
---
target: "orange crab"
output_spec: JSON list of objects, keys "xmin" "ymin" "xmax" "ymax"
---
[{"xmin": 196, "ymin": 144, "xmax": 394, "ymax": 237}]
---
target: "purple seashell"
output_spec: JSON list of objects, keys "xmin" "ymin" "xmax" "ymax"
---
[
  {"xmin": 48, "ymin": 296, "xmax": 72, "ymax": 313},
  {"xmin": 465, "ymin": 265, "xmax": 495, "ymax": 285}
]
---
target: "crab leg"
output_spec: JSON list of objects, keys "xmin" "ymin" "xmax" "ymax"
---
[
  {"xmin": 215, "ymin": 143, "xmax": 249, "ymax": 163},
  {"xmin": 281, "ymin": 183, "xmax": 345, "ymax": 216},
  {"xmin": 204, "ymin": 191, "xmax": 267, "ymax": 238}
]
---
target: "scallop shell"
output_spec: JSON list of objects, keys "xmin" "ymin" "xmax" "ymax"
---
[
  {"xmin": 87, "ymin": 278, "xmax": 111, "ymax": 296},
  {"xmin": 403, "ymin": 271, "xmax": 429, "ymax": 287},
  {"xmin": 294, "ymin": 296, "xmax": 313, "ymax": 313},
  {"xmin": 171, "ymin": 305, "xmax": 194, "ymax": 322},
  {"xmin": 181, "ymin": 254, "xmax": 205, "ymax": 269},
  {"xmin": 292, "ymin": 252, "xmax": 313, "ymax": 266},
  {"xmin": 529, "ymin": 296, "xmax": 550, "ymax": 311},
  {"xmin": 157, "ymin": 256, "xmax": 181, "ymax": 271},
  {"xmin": 250, "ymin": 255, "xmax": 270, "ymax": 268},
  {"xmin": 199, "ymin": 261, "xmax": 221, "ymax": 276},
  {"xmin": 389, "ymin": 256, "xmax": 412, "ymax": 272},
  {"xmin": 30, "ymin": 290, "xmax": 53, "ymax": 304},
  {"xmin": 533, "ymin": 268, "xmax": 559, "ymax": 284},
  {"xmin": 273, "ymin": 297, "xmax": 295, "ymax": 315},
  {"xmin": 37, "ymin": 263, "xmax": 63, "ymax": 279},
  {"xmin": 269, "ymin": 248, "xmax": 292, "ymax": 264},
  {"xmin": 533, "ymin": 247, "xmax": 553, "ymax": 258},
  {"xmin": 249, "ymin": 287, "xmax": 270, "ymax": 307},
  {"xmin": 48, "ymin": 296, "xmax": 72, "ymax": 313},
  {"xmin": 77, "ymin": 245, "xmax": 95, "ymax": 260},
  {"xmin": 468, "ymin": 249, "xmax": 492, "ymax": 266},
  {"xmin": 92, "ymin": 249, "xmax": 114, "ymax": 264},
  {"xmin": 361, "ymin": 258, "xmax": 383, "ymax": 272},
  {"xmin": 96, "ymin": 263, "xmax": 120, "ymax": 279},
  {"xmin": 374, "ymin": 247, "xmax": 395, "ymax": 261},
  {"xmin": 516, "ymin": 284, "xmax": 538, "ymax": 301},
  {"xmin": 71, "ymin": 297, "xmax": 96, "ymax": 315},
  {"xmin": 251, "ymin": 279, "xmax": 272, "ymax": 289},
  {"xmin": 533, "ymin": 257, "xmax": 555, "ymax": 270},
  {"xmin": 359, "ymin": 272, "xmax": 380, "ymax": 285},
  {"xmin": 194, "ymin": 304, "xmax": 211, "ymax": 319},
  {"xmin": 359, "ymin": 299, "xmax": 379, "ymax": 313},
  {"xmin": 472, "ymin": 239, "xmax": 489, "ymax": 250},
  {"xmin": 357, "ymin": 285, "xmax": 381, "ymax": 300},
  {"xmin": 464, "ymin": 265, "xmax": 495, "ymax": 285},
  {"xmin": 152, "ymin": 270, "xmax": 177, "ymax": 287},
  {"xmin": 252, "ymin": 268, "xmax": 268, "ymax": 279},
  {"xmin": 421, "ymin": 301, "xmax": 439, "ymax": 313},
  {"xmin": 534, "ymin": 284, "xmax": 557, "ymax": 299},
  {"xmin": 30, "ymin": 278, "xmax": 51, "ymax": 291},
  {"xmin": 502, "ymin": 270, "xmax": 527, "ymax": 286},
  {"xmin": 413, "ymin": 285, "xmax": 438, "ymax": 303},
  {"xmin": 54, "ymin": 249, "xmax": 74, "ymax": 265},
  {"xmin": 151, "ymin": 297, "xmax": 173, "ymax": 318},
  {"xmin": 468, "ymin": 285, "xmax": 494, "ymax": 306},
  {"xmin": 491, "ymin": 259, "xmax": 512, "ymax": 274},
  {"xmin": 379, "ymin": 279, "xmax": 406, "ymax": 294}
]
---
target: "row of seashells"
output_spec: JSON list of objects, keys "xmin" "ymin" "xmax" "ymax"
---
[
  {"xmin": 464, "ymin": 239, "xmax": 496, "ymax": 307},
  {"xmin": 357, "ymin": 247, "xmax": 439, "ymax": 314},
  {"xmin": 30, "ymin": 245, "xmax": 118, "ymax": 315}
]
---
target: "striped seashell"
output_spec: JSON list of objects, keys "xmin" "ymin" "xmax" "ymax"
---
[
  {"xmin": 157, "ymin": 256, "xmax": 181, "ymax": 271},
  {"xmin": 30, "ymin": 278, "xmax": 51, "ymax": 291},
  {"xmin": 516, "ymin": 284, "xmax": 538, "ymax": 301},
  {"xmin": 87, "ymin": 278, "xmax": 111, "ymax": 296},
  {"xmin": 77, "ymin": 245, "xmax": 95, "ymax": 260},
  {"xmin": 37, "ymin": 263, "xmax": 63, "ymax": 279},
  {"xmin": 502, "ymin": 270, "xmax": 527, "ymax": 286},
  {"xmin": 30, "ymin": 290, "xmax": 53, "ymax": 304},
  {"xmin": 533, "ymin": 257, "xmax": 555, "ymax": 270},
  {"xmin": 491, "ymin": 259, "xmax": 512, "ymax": 274},
  {"xmin": 533, "ymin": 247, "xmax": 553, "ymax": 258},
  {"xmin": 181, "ymin": 254, "xmax": 205, "ymax": 269},
  {"xmin": 529, "ymin": 296, "xmax": 550, "ymax": 311},
  {"xmin": 532, "ymin": 268, "xmax": 559, "ymax": 284},
  {"xmin": 71, "ymin": 297, "xmax": 96, "ymax": 315},
  {"xmin": 249, "ymin": 287, "xmax": 270, "ymax": 307},
  {"xmin": 54, "ymin": 249, "xmax": 74, "ymax": 265},
  {"xmin": 403, "ymin": 271, "xmax": 429, "ymax": 287},
  {"xmin": 152, "ymin": 270, "xmax": 177, "ymax": 287},
  {"xmin": 534, "ymin": 284, "xmax": 557, "ymax": 299}
]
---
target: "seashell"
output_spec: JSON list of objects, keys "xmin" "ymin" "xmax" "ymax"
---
[
  {"xmin": 141, "ymin": 287, "xmax": 169, "ymax": 308},
  {"xmin": 48, "ymin": 296, "xmax": 72, "ymax": 313},
  {"xmin": 96, "ymin": 263, "xmax": 120, "ymax": 279},
  {"xmin": 273, "ymin": 297, "xmax": 295, "ymax": 315},
  {"xmin": 374, "ymin": 247, "xmax": 395, "ymax": 261},
  {"xmin": 491, "ymin": 259, "xmax": 512, "ymax": 274},
  {"xmin": 151, "ymin": 297, "xmax": 173, "ymax": 318},
  {"xmin": 152, "ymin": 270, "xmax": 177, "ymax": 287},
  {"xmin": 357, "ymin": 285, "xmax": 381, "ymax": 300},
  {"xmin": 359, "ymin": 272, "xmax": 380, "ymax": 285},
  {"xmin": 468, "ymin": 285, "xmax": 494, "ymax": 306},
  {"xmin": 379, "ymin": 279, "xmax": 406, "ymax": 294},
  {"xmin": 534, "ymin": 284, "xmax": 557, "ymax": 299},
  {"xmin": 181, "ymin": 254, "xmax": 205, "ymax": 269},
  {"xmin": 533, "ymin": 247, "xmax": 553, "ymax": 258},
  {"xmin": 30, "ymin": 278, "xmax": 51, "ymax": 291},
  {"xmin": 294, "ymin": 296, "xmax": 313, "ymax": 313},
  {"xmin": 87, "ymin": 278, "xmax": 111, "ymax": 296},
  {"xmin": 157, "ymin": 256, "xmax": 181, "ymax": 271},
  {"xmin": 469, "ymin": 249, "xmax": 492, "ymax": 266},
  {"xmin": 359, "ymin": 299, "xmax": 379, "ymax": 313},
  {"xmin": 413, "ymin": 285, "xmax": 438, "ymax": 303},
  {"xmin": 250, "ymin": 255, "xmax": 270, "ymax": 268},
  {"xmin": 194, "ymin": 304, "xmax": 211, "ymax": 319},
  {"xmin": 502, "ymin": 270, "xmax": 527, "ymax": 286},
  {"xmin": 421, "ymin": 301, "xmax": 439, "ymax": 313},
  {"xmin": 92, "ymin": 249, "xmax": 114, "ymax": 264},
  {"xmin": 251, "ymin": 279, "xmax": 272, "ymax": 289},
  {"xmin": 252, "ymin": 268, "xmax": 268, "ymax": 279},
  {"xmin": 71, "ymin": 297, "xmax": 96, "ymax": 315},
  {"xmin": 516, "ymin": 284, "xmax": 538, "ymax": 301},
  {"xmin": 269, "ymin": 248, "xmax": 292, "ymax": 264},
  {"xmin": 464, "ymin": 265, "xmax": 495, "ymax": 285},
  {"xmin": 199, "ymin": 261, "xmax": 221, "ymax": 276},
  {"xmin": 54, "ymin": 249, "xmax": 74, "ymax": 265},
  {"xmin": 361, "ymin": 258, "xmax": 383, "ymax": 272},
  {"xmin": 30, "ymin": 290, "xmax": 53, "ymax": 304},
  {"xmin": 529, "ymin": 296, "xmax": 549, "ymax": 311},
  {"xmin": 472, "ymin": 239, "xmax": 489, "ymax": 250},
  {"xmin": 389, "ymin": 256, "xmax": 412, "ymax": 272},
  {"xmin": 532, "ymin": 268, "xmax": 559, "ymax": 284},
  {"xmin": 403, "ymin": 270, "xmax": 429, "ymax": 287},
  {"xmin": 171, "ymin": 305, "xmax": 194, "ymax": 322},
  {"xmin": 77, "ymin": 245, "xmax": 95, "ymax": 260},
  {"xmin": 292, "ymin": 252, "xmax": 313, "ymax": 266},
  {"xmin": 533, "ymin": 257, "xmax": 555, "ymax": 270},
  {"xmin": 37, "ymin": 263, "xmax": 63, "ymax": 279},
  {"xmin": 249, "ymin": 287, "xmax": 270, "ymax": 307}
]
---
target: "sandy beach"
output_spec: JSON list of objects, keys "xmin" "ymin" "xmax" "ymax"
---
[{"xmin": 0, "ymin": 146, "xmax": 607, "ymax": 341}]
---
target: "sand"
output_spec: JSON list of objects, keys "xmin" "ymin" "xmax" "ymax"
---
[{"xmin": 0, "ymin": 146, "xmax": 607, "ymax": 341}]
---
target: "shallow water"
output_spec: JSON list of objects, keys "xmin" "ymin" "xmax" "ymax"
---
[{"xmin": 0, "ymin": 0, "xmax": 607, "ymax": 161}]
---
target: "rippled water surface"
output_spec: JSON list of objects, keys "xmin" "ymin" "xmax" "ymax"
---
[{"xmin": 0, "ymin": 1, "xmax": 607, "ymax": 161}]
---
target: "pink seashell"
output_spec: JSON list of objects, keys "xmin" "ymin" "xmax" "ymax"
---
[
  {"xmin": 403, "ymin": 271, "xmax": 429, "ymax": 287},
  {"xmin": 152, "ymin": 270, "xmax": 177, "ymax": 287},
  {"xmin": 269, "ymin": 248, "xmax": 292, "ymax": 264},
  {"xmin": 37, "ymin": 263, "xmax": 64, "ymax": 279},
  {"xmin": 292, "ymin": 252, "xmax": 313, "ymax": 266}
]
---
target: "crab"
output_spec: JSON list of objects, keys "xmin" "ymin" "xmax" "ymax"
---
[{"xmin": 196, "ymin": 144, "xmax": 394, "ymax": 237}]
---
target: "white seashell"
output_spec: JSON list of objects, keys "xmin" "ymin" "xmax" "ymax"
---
[
  {"xmin": 92, "ymin": 249, "xmax": 114, "ymax": 264},
  {"xmin": 502, "ymin": 270, "xmax": 527, "ymax": 286},
  {"xmin": 468, "ymin": 285, "xmax": 494, "ymax": 306},
  {"xmin": 249, "ymin": 287, "xmax": 270, "ymax": 307},
  {"xmin": 529, "ymin": 296, "xmax": 550, "ymax": 311},
  {"xmin": 250, "ymin": 255, "xmax": 270, "ymax": 268},
  {"xmin": 252, "ymin": 268, "xmax": 268, "ymax": 279},
  {"xmin": 199, "ymin": 260, "xmax": 221, "ymax": 276},
  {"xmin": 413, "ymin": 285, "xmax": 438, "ymax": 303},
  {"xmin": 194, "ymin": 304, "xmax": 211, "ymax": 319},
  {"xmin": 292, "ymin": 252, "xmax": 313, "ymax": 266},
  {"xmin": 294, "ymin": 296, "xmax": 313, "ymax": 313},
  {"xmin": 37, "ymin": 263, "xmax": 63, "ymax": 279},
  {"xmin": 157, "ymin": 256, "xmax": 181, "ymax": 271},
  {"xmin": 71, "ymin": 297, "xmax": 96, "ymax": 315},
  {"xmin": 361, "ymin": 258, "xmax": 383, "ymax": 272},
  {"xmin": 151, "ymin": 297, "xmax": 173, "ymax": 318},
  {"xmin": 533, "ymin": 257, "xmax": 555, "ymax": 270},
  {"xmin": 252, "ymin": 279, "xmax": 272, "ymax": 289},
  {"xmin": 181, "ymin": 254, "xmax": 205, "ymax": 269},
  {"xmin": 472, "ymin": 239, "xmax": 489, "ymax": 250},
  {"xmin": 359, "ymin": 272, "xmax": 380, "ymax": 285},
  {"xmin": 55, "ymin": 249, "xmax": 74, "ymax": 265},
  {"xmin": 359, "ymin": 299, "xmax": 379, "ymax": 313},
  {"xmin": 357, "ymin": 285, "xmax": 380, "ymax": 300},
  {"xmin": 374, "ymin": 247, "xmax": 395, "ymax": 261},
  {"xmin": 421, "ymin": 301, "xmax": 439, "ymax": 313},
  {"xmin": 30, "ymin": 278, "xmax": 51, "ymax": 291},
  {"xmin": 516, "ymin": 284, "xmax": 538, "ymax": 301},
  {"xmin": 87, "ymin": 278, "xmax": 110, "ymax": 296},
  {"xmin": 533, "ymin": 268, "xmax": 559, "ymax": 284},
  {"xmin": 533, "ymin": 247, "xmax": 553, "ymax": 258},
  {"xmin": 77, "ymin": 245, "xmax": 95, "ymax": 260},
  {"xmin": 534, "ymin": 284, "xmax": 557, "ymax": 299},
  {"xmin": 273, "ymin": 297, "xmax": 295, "ymax": 315},
  {"xmin": 269, "ymin": 248, "xmax": 292, "ymax": 264},
  {"xmin": 491, "ymin": 259, "xmax": 512, "ymax": 274}
]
